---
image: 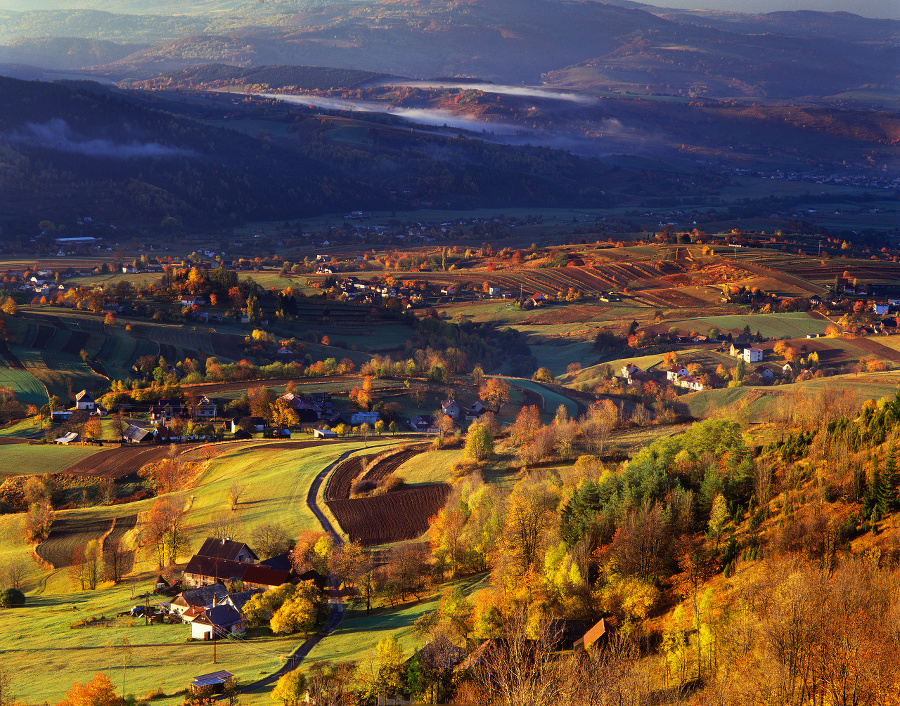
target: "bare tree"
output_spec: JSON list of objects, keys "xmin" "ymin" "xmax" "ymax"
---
[
  {"xmin": 250, "ymin": 521, "xmax": 292, "ymax": 559},
  {"xmin": 560, "ymin": 632, "xmax": 651, "ymax": 706},
  {"xmin": 228, "ymin": 480, "xmax": 247, "ymax": 510},
  {"xmin": 209, "ymin": 508, "xmax": 242, "ymax": 540},
  {"xmin": 475, "ymin": 605, "xmax": 565, "ymax": 706},
  {"xmin": 142, "ymin": 495, "xmax": 189, "ymax": 567},
  {"xmin": 103, "ymin": 537, "xmax": 130, "ymax": 584},
  {"xmin": 3, "ymin": 559, "xmax": 26, "ymax": 590}
]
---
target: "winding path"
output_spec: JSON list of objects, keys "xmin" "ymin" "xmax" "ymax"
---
[{"xmin": 234, "ymin": 444, "xmax": 392, "ymax": 695}]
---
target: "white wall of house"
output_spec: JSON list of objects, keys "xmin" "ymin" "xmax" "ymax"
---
[{"xmin": 192, "ymin": 622, "xmax": 213, "ymax": 640}]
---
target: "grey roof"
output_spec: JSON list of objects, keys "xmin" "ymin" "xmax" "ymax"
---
[
  {"xmin": 197, "ymin": 604, "xmax": 243, "ymax": 629},
  {"xmin": 173, "ymin": 583, "xmax": 229, "ymax": 608},
  {"xmin": 124, "ymin": 424, "xmax": 152, "ymax": 442},
  {"xmin": 191, "ymin": 671, "xmax": 234, "ymax": 688},
  {"xmin": 224, "ymin": 589, "xmax": 261, "ymax": 613}
]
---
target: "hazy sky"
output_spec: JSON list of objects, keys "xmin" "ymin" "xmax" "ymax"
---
[{"xmin": 648, "ymin": 0, "xmax": 899, "ymax": 19}]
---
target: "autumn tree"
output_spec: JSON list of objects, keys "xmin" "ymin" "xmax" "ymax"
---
[
  {"xmin": 479, "ymin": 377, "xmax": 511, "ymax": 414},
  {"xmin": 474, "ymin": 606, "xmax": 565, "ymax": 706},
  {"xmin": 270, "ymin": 580, "xmax": 320, "ymax": 635},
  {"xmin": 58, "ymin": 673, "xmax": 123, "ymax": 706},
  {"xmin": 228, "ymin": 480, "xmax": 247, "ymax": 510},
  {"xmin": 23, "ymin": 502, "xmax": 54, "ymax": 543},
  {"xmin": 143, "ymin": 496, "xmax": 189, "ymax": 567},
  {"xmin": 464, "ymin": 422, "xmax": 494, "ymax": 462},
  {"xmin": 272, "ymin": 670, "xmax": 307, "ymax": 706}
]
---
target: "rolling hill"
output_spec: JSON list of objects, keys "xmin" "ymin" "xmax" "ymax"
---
[{"xmin": 0, "ymin": 0, "xmax": 895, "ymax": 98}]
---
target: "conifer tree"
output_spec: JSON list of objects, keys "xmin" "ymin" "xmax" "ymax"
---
[{"xmin": 878, "ymin": 437, "xmax": 898, "ymax": 515}]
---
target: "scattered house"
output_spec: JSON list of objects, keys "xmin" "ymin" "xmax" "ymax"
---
[
  {"xmin": 75, "ymin": 389, "xmax": 95, "ymax": 411},
  {"xmin": 417, "ymin": 635, "xmax": 467, "ymax": 671},
  {"xmin": 744, "ymin": 347, "xmax": 764, "ymax": 363},
  {"xmin": 193, "ymin": 396, "xmax": 217, "ymax": 419},
  {"xmin": 760, "ymin": 367, "xmax": 775, "ymax": 380},
  {"xmin": 313, "ymin": 428, "xmax": 337, "ymax": 439},
  {"xmin": 351, "ymin": 412, "xmax": 380, "ymax": 426},
  {"xmin": 874, "ymin": 302, "xmax": 890, "ymax": 316},
  {"xmin": 621, "ymin": 363, "xmax": 651, "ymax": 385},
  {"xmin": 621, "ymin": 363, "xmax": 641, "ymax": 381},
  {"xmin": 150, "ymin": 401, "xmax": 181, "ymax": 425},
  {"xmin": 783, "ymin": 363, "xmax": 793, "ymax": 374},
  {"xmin": 191, "ymin": 604, "xmax": 245, "ymax": 640},
  {"xmin": 574, "ymin": 618, "xmax": 608, "ymax": 653},
  {"xmin": 223, "ymin": 589, "xmax": 262, "ymax": 614},
  {"xmin": 465, "ymin": 401, "xmax": 487, "ymax": 421},
  {"xmin": 409, "ymin": 415, "xmax": 436, "ymax": 433},
  {"xmin": 189, "ymin": 557, "xmax": 287, "ymax": 590},
  {"xmin": 231, "ymin": 417, "xmax": 266, "ymax": 433},
  {"xmin": 547, "ymin": 619, "xmax": 591, "ymax": 650},
  {"xmin": 180, "ymin": 295, "xmax": 205, "ymax": 307},
  {"xmin": 441, "ymin": 399, "xmax": 461, "ymax": 420},
  {"xmin": 239, "ymin": 565, "xmax": 291, "ymax": 591},
  {"xmin": 181, "ymin": 556, "xmax": 248, "ymax": 588},
  {"xmin": 55, "ymin": 431, "xmax": 79, "ymax": 445},
  {"xmin": 123, "ymin": 424, "xmax": 153, "ymax": 444},
  {"xmin": 190, "ymin": 671, "xmax": 235, "ymax": 696},
  {"xmin": 50, "ymin": 409, "xmax": 73, "ymax": 422},
  {"xmin": 170, "ymin": 584, "xmax": 230, "ymax": 616},
  {"xmin": 154, "ymin": 575, "xmax": 170, "ymax": 592},
  {"xmin": 259, "ymin": 552, "xmax": 293, "ymax": 572},
  {"xmin": 666, "ymin": 366, "xmax": 690, "ymax": 382},
  {"xmin": 233, "ymin": 429, "xmax": 253, "ymax": 441},
  {"xmin": 674, "ymin": 375, "xmax": 704, "ymax": 392},
  {"xmin": 196, "ymin": 538, "xmax": 258, "ymax": 564}
]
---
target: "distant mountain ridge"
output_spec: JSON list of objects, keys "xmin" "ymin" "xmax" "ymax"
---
[{"xmin": 0, "ymin": 0, "xmax": 895, "ymax": 98}]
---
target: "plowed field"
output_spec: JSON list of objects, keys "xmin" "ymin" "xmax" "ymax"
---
[
  {"xmin": 60, "ymin": 445, "xmax": 179, "ymax": 479},
  {"xmin": 327, "ymin": 483, "xmax": 450, "ymax": 546},
  {"xmin": 361, "ymin": 445, "xmax": 428, "ymax": 483},
  {"xmin": 324, "ymin": 453, "xmax": 378, "ymax": 501}
]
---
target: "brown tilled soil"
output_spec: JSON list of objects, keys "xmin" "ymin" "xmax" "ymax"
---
[
  {"xmin": 60, "ymin": 445, "xmax": 184, "ymax": 479},
  {"xmin": 361, "ymin": 445, "xmax": 428, "ymax": 483},
  {"xmin": 325, "ymin": 454, "xmax": 378, "ymax": 501},
  {"xmin": 326, "ymin": 483, "xmax": 451, "ymax": 546}
]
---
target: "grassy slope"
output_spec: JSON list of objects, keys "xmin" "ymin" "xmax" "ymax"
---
[
  {"xmin": 0, "ymin": 443, "xmax": 104, "ymax": 478},
  {"xmin": 0, "ymin": 439, "xmax": 388, "ymax": 705},
  {"xmin": 240, "ymin": 574, "xmax": 490, "ymax": 706},
  {"xmin": 394, "ymin": 448, "xmax": 462, "ymax": 486}
]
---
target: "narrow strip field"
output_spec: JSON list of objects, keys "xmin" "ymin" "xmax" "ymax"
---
[{"xmin": 35, "ymin": 514, "xmax": 113, "ymax": 568}]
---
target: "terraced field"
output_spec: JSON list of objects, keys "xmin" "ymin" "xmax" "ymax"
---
[{"xmin": 35, "ymin": 514, "xmax": 113, "ymax": 568}]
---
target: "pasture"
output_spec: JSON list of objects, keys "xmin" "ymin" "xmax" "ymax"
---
[
  {"xmin": 0, "ymin": 443, "xmax": 103, "ymax": 478},
  {"xmin": 0, "ymin": 574, "xmax": 308, "ymax": 706},
  {"xmin": 667, "ymin": 312, "xmax": 830, "ymax": 339},
  {"xmin": 0, "ymin": 367, "xmax": 47, "ymax": 406}
]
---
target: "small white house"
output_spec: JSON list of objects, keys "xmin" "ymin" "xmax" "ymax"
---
[
  {"xmin": 441, "ymin": 399, "xmax": 461, "ymax": 419},
  {"xmin": 75, "ymin": 390, "xmax": 95, "ymax": 411},
  {"xmin": 313, "ymin": 428, "xmax": 337, "ymax": 439},
  {"xmin": 744, "ymin": 347, "xmax": 763, "ymax": 363}
]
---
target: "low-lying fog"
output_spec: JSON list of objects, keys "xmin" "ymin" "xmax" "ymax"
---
[{"xmin": 253, "ymin": 90, "xmax": 652, "ymax": 158}]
